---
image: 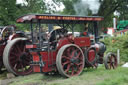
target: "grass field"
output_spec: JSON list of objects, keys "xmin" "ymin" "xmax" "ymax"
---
[{"xmin": 1, "ymin": 66, "xmax": 128, "ymax": 85}]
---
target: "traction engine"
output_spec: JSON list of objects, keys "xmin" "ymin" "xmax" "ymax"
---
[
  {"xmin": 17, "ymin": 14, "xmax": 118, "ymax": 77},
  {"xmin": 0, "ymin": 25, "xmax": 32, "ymax": 75}
]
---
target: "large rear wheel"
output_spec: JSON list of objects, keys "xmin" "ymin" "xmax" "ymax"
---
[
  {"xmin": 56, "ymin": 44, "xmax": 85, "ymax": 77},
  {"xmin": 3, "ymin": 38, "xmax": 33, "ymax": 75}
]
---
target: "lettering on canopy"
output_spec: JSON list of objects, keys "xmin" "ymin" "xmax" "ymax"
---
[{"xmin": 37, "ymin": 16, "xmax": 102, "ymax": 21}]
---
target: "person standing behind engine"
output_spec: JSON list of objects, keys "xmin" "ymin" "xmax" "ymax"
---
[{"xmin": 80, "ymin": 26, "xmax": 89, "ymax": 37}]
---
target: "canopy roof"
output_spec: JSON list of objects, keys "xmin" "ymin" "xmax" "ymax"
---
[{"xmin": 16, "ymin": 14, "xmax": 104, "ymax": 24}]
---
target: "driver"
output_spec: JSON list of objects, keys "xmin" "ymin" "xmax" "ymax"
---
[
  {"xmin": 80, "ymin": 27, "xmax": 89, "ymax": 37},
  {"xmin": 80, "ymin": 23, "xmax": 89, "ymax": 37}
]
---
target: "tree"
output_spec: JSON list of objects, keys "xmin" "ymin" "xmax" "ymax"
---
[
  {"xmin": 98, "ymin": 0, "xmax": 128, "ymax": 28},
  {"xmin": 0, "ymin": 0, "xmax": 18, "ymax": 25}
]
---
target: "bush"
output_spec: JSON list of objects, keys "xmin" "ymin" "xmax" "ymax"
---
[{"xmin": 102, "ymin": 33, "xmax": 128, "ymax": 62}]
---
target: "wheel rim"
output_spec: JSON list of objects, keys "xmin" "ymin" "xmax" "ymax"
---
[
  {"xmin": 3, "ymin": 38, "xmax": 32, "ymax": 75},
  {"xmin": 104, "ymin": 53, "xmax": 117, "ymax": 69},
  {"xmin": 56, "ymin": 44, "xmax": 85, "ymax": 77}
]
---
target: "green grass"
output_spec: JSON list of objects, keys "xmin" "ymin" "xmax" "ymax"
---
[{"xmin": 0, "ymin": 66, "xmax": 127, "ymax": 85}]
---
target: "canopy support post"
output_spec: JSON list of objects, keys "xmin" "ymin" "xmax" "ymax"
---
[
  {"xmin": 38, "ymin": 20, "xmax": 42, "ymax": 48},
  {"xmin": 94, "ymin": 21, "xmax": 99, "ymax": 43},
  {"xmin": 30, "ymin": 20, "xmax": 34, "ymax": 43}
]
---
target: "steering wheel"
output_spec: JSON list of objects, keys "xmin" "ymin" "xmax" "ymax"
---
[{"xmin": 49, "ymin": 28, "xmax": 68, "ymax": 43}]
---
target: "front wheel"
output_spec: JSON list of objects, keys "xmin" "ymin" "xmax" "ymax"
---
[
  {"xmin": 104, "ymin": 52, "xmax": 118, "ymax": 69},
  {"xmin": 56, "ymin": 44, "xmax": 85, "ymax": 77}
]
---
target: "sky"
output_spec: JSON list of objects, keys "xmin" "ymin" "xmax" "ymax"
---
[
  {"xmin": 16, "ymin": 0, "xmax": 26, "ymax": 4},
  {"xmin": 16, "ymin": 0, "xmax": 65, "ymax": 11},
  {"xmin": 44, "ymin": 0, "xmax": 65, "ymax": 11}
]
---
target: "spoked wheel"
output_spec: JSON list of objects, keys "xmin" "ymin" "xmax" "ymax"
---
[
  {"xmin": 56, "ymin": 44, "xmax": 85, "ymax": 77},
  {"xmin": 3, "ymin": 38, "xmax": 33, "ymax": 75},
  {"xmin": 85, "ymin": 47, "xmax": 98, "ymax": 68},
  {"xmin": 104, "ymin": 52, "xmax": 118, "ymax": 69}
]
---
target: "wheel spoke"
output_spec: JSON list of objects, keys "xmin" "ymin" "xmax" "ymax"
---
[
  {"xmin": 10, "ymin": 58, "xmax": 19, "ymax": 65},
  {"xmin": 110, "ymin": 56, "xmax": 115, "ymax": 69},
  {"xmin": 22, "ymin": 46, "xmax": 26, "ymax": 52},
  {"xmin": 71, "ymin": 66, "xmax": 75, "ymax": 76},
  {"xmin": 75, "ymin": 62, "xmax": 83, "ymax": 66},
  {"xmin": 16, "ymin": 44, "xmax": 22, "ymax": 53},
  {"xmin": 20, "ymin": 62, "xmax": 24, "ymax": 72},
  {"xmin": 74, "ymin": 51, "xmax": 81, "ymax": 59},
  {"xmin": 71, "ymin": 47, "xmax": 75, "ymax": 52},
  {"xmin": 62, "ymin": 61, "xmax": 70, "ymax": 67},
  {"xmin": 111, "ymin": 63, "xmax": 115, "ymax": 69},
  {"xmin": 10, "ymin": 52, "xmax": 19, "ymax": 57},
  {"xmin": 70, "ymin": 50, "xmax": 77, "ymax": 58},
  {"xmin": 14, "ymin": 63, "xmax": 18, "ymax": 70},
  {"xmin": 62, "ymin": 56, "xmax": 70, "ymax": 60},
  {"xmin": 64, "ymin": 64, "xmax": 71, "ymax": 73},
  {"xmin": 93, "ymin": 63, "xmax": 98, "ymax": 68},
  {"xmin": 66, "ymin": 48, "xmax": 71, "ymax": 56},
  {"xmin": 24, "ymin": 57, "xmax": 30, "ymax": 62},
  {"xmin": 9, "ymin": 56, "xmax": 16, "ymax": 61},
  {"xmin": 109, "ymin": 62, "xmax": 112, "ymax": 69}
]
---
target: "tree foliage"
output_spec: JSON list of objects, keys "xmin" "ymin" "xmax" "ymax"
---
[
  {"xmin": 0, "ymin": 0, "xmax": 18, "ymax": 25},
  {"xmin": 0, "ymin": 0, "xmax": 128, "ymax": 31},
  {"xmin": 0, "ymin": 0, "xmax": 53, "ymax": 26},
  {"xmin": 98, "ymin": 0, "xmax": 128, "ymax": 28}
]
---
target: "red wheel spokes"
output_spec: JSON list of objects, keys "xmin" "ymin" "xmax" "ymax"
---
[
  {"xmin": 64, "ymin": 64, "xmax": 71, "ymax": 73},
  {"xmin": 62, "ymin": 61, "xmax": 70, "ymax": 67},
  {"xmin": 66, "ymin": 46, "xmax": 75, "ymax": 56},
  {"xmin": 75, "ymin": 62, "xmax": 83, "ymax": 66},
  {"xmin": 62, "ymin": 46, "xmax": 84, "ymax": 77},
  {"xmin": 62, "ymin": 56, "xmax": 70, "ymax": 60},
  {"xmin": 74, "ymin": 51, "xmax": 81, "ymax": 59},
  {"xmin": 71, "ymin": 66, "xmax": 75, "ymax": 76},
  {"xmin": 57, "ymin": 45, "xmax": 85, "ymax": 77},
  {"xmin": 70, "ymin": 50, "xmax": 77, "ymax": 58}
]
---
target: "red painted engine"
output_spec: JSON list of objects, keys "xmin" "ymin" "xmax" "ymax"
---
[{"xmin": 16, "ymin": 14, "xmax": 117, "ymax": 78}]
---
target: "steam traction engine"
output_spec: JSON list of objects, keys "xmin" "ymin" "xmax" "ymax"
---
[
  {"xmin": 0, "ymin": 25, "xmax": 32, "ymax": 75},
  {"xmin": 17, "ymin": 14, "xmax": 118, "ymax": 77}
]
